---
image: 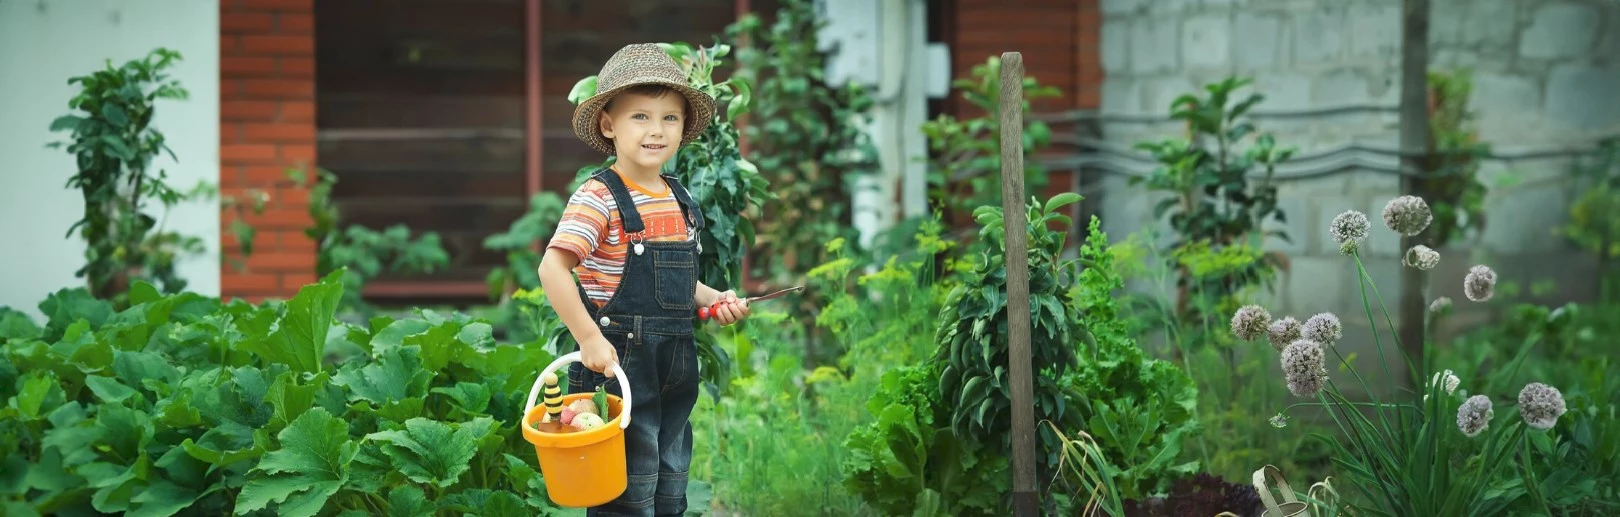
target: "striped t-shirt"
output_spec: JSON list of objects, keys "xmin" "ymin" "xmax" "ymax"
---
[{"xmin": 547, "ymin": 169, "xmax": 695, "ymax": 307}]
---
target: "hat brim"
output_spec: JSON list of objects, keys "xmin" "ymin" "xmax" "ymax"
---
[{"xmin": 572, "ymin": 78, "xmax": 716, "ymax": 156}]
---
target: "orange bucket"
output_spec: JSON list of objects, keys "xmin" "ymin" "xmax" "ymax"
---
[{"xmin": 521, "ymin": 351, "xmax": 633, "ymax": 508}]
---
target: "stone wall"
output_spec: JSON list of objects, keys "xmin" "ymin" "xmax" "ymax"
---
[{"xmin": 1092, "ymin": 0, "xmax": 1620, "ymax": 341}]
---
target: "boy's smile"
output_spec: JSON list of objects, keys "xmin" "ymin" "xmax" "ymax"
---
[{"xmin": 599, "ymin": 90, "xmax": 687, "ymax": 177}]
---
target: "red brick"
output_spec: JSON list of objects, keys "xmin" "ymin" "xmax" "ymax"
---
[
  {"xmin": 239, "ymin": 35, "xmax": 313, "ymax": 56},
  {"xmin": 244, "ymin": 207, "xmax": 313, "ymax": 230},
  {"xmin": 244, "ymin": 166, "xmax": 301, "ymax": 185},
  {"xmin": 279, "ymin": 101, "xmax": 315, "ymax": 123},
  {"xmin": 223, "ymin": 56, "xmax": 278, "ymax": 77},
  {"xmin": 247, "ymin": 251, "xmax": 316, "ymax": 271},
  {"xmin": 279, "ymin": 145, "xmax": 316, "ymax": 163},
  {"xmin": 222, "ymin": 12, "xmax": 275, "ymax": 32},
  {"xmin": 240, "ymin": 0, "xmax": 312, "ymax": 12},
  {"xmin": 275, "ymin": 186, "xmax": 312, "ymax": 206},
  {"xmin": 279, "ymin": 57, "xmax": 315, "ymax": 78},
  {"xmin": 223, "ymin": 100, "xmax": 279, "ymax": 120},
  {"xmin": 277, "ymin": 230, "xmax": 318, "ymax": 252},
  {"xmin": 242, "ymin": 123, "xmax": 315, "ymax": 141},
  {"xmin": 240, "ymin": 79, "xmax": 312, "ymax": 98},
  {"xmin": 222, "ymin": 144, "xmax": 278, "ymax": 162},
  {"xmin": 222, "ymin": 273, "xmax": 280, "ymax": 292},
  {"xmin": 279, "ymin": 273, "xmax": 318, "ymax": 290},
  {"xmin": 278, "ymin": 13, "xmax": 314, "ymax": 33}
]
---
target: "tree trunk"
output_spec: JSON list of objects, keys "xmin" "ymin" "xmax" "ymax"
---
[{"xmin": 1397, "ymin": 0, "xmax": 1432, "ymax": 384}]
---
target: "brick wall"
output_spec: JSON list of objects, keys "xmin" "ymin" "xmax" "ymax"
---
[
  {"xmin": 219, "ymin": 0, "xmax": 318, "ymax": 302},
  {"xmin": 946, "ymin": 0, "xmax": 1105, "ymax": 208}
]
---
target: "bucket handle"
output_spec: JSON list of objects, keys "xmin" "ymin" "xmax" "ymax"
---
[
  {"xmin": 1252, "ymin": 464, "xmax": 1303, "ymax": 515},
  {"xmin": 524, "ymin": 351, "xmax": 632, "ymax": 429}
]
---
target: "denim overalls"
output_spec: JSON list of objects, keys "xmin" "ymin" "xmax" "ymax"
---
[{"xmin": 567, "ymin": 168, "xmax": 704, "ymax": 516}]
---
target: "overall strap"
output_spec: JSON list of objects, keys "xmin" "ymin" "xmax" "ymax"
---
[
  {"xmin": 591, "ymin": 168, "xmax": 645, "ymax": 233},
  {"xmin": 661, "ymin": 173, "xmax": 706, "ymax": 232}
]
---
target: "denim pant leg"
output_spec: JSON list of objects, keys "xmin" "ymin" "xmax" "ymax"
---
[
  {"xmin": 653, "ymin": 334, "xmax": 700, "ymax": 516},
  {"xmin": 572, "ymin": 333, "xmax": 664, "ymax": 517}
]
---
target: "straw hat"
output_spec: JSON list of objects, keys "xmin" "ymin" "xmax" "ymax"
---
[{"xmin": 572, "ymin": 43, "xmax": 716, "ymax": 156}]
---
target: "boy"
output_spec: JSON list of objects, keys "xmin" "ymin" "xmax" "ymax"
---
[{"xmin": 537, "ymin": 43, "xmax": 750, "ymax": 516}]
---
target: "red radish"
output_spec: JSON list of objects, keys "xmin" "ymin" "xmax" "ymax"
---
[
  {"xmin": 560, "ymin": 407, "xmax": 577, "ymax": 426},
  {"xmin": 567, "ymin": 399, "xmax": 598, "ymax": 416}
]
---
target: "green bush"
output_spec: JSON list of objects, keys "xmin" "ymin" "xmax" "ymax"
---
[{"xmin": 0, "ymin": 271, "xmax": 578, "ymax": 516}]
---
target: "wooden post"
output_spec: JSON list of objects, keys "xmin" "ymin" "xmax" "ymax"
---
[{"xmin": 999, "ymin": 51, "xmax": 1039, "ymax": 516}]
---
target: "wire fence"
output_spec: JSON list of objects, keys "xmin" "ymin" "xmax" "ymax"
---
[{"xmin": 1027, "ymin": 104, "xmax": 1619, "ymax": 182}]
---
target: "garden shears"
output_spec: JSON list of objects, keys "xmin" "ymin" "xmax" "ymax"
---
[{"xmin": 697, "ymin": 286, "xmax": 803, "ymax": 321}]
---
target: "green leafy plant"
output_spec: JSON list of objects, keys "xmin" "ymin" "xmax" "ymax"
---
[
  {"xmin": 727, "ymin": 0, "xmax": 878, "ymax": 279},
  {"xmin": 935, "ymin": 193, "xmax": 1085, "ymax": 477},
  {"xmin": 922, "ymin": 56, "xmax": 1059, "ymax": 221},
  {"xmin": 46, "ymin": 48, "xmax": 221, "ymax": 309},
  {"xmin": 841, "ymin": 194, "xmax": 1202, "ymax": 514},
  {"xmin": 568, "ymin": 41, "xmax": 771, "ymax": 400},
  {"xmin": 1129, "ymin": 76, "xmax": 1295, "ymax": 325},
  {"xmin": 481, "ymin": 192, "xmax": 567, "ymax": 300},
  {"xmin": 1060, "ymin": 216, "xmax": 1202, "ymax": 502},
  {"xmin": 295, "ymin": 168, "xmax": 451, "ymax": 316},
  {"xmin": 0, "ymin": 271, "xmax": 586, "ymax": 516},
  {"xmin": 1420, "ymin": 69, "xmax": 1491, "ymax": 248},
  {"xmin": 725, "ymin": 0, "xmax": 881, "ymax": 364}
]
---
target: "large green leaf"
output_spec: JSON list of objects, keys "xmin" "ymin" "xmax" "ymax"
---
[
  {"xmin": 235, "ymin": 407, "xmax": 356, "ymax": 516},
  {"xmin": 239, "ymin": 270, "xmax": 344, "ymax": 374},
  {"xmin": 363, "ymin": 417, "xmax": 498, "ymax": 488}
]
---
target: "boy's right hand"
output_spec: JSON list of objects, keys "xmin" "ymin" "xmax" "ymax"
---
[{"xmin": 579, "ymin": 335, "xmax": 619, "ymax": 378}]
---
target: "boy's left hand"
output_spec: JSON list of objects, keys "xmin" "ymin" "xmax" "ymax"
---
[{"xmin": 709, "ymin": 290, "xmax": 750, "ymax": 326}]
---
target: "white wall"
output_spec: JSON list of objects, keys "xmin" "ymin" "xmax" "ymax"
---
[{"xmin": 0, "ymin": 0, "xmax": 220, "ymax": 319}]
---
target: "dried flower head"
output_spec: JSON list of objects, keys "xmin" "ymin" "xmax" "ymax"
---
[
  {"xmin": 1301, "ymin": 312, "xmax": 1342, "ymax": 346},
  {"xmin": 1518, "ymin": 382, "xmax": 1567, "ymax": 430},
  {"xmin": 1430, "ymin": 296, "xmax": 1452, "ymax": 314},
  {"xmin": 1281, "ymin": 339, "xmax": 1328, "ymax": 397},
  {"xmin": 1457, "ymin": 395, "xmax": 1493, "ymax": 437},
  {"xmin": 1404, "ymin": 244, "xmax": 1440, "ymax": 271},
  {"xmin": 1329, "ymin": 210, "xmax": 1370, "ymax": 255},
  {"xmin": 1464, "ymin": 265, "xmax": 1497, "ymax": 302},
  {"xmin": 1268, "ymin": 316, "xmax": 1303, "ymax": 352},
  {"xmin": 1231, "ymin": 305, "xmax": 1272, "ymax": 341},
  {"xmin": 1382, "ymin": 195, "xmax": 1433, "ymax": 236}
]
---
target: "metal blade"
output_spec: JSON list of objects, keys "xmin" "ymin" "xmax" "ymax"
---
[{"xmin": 747, "ymin": 285, "xmax": 803, "ymax": 302}]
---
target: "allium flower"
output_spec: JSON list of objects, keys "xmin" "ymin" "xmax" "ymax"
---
[
  {"xmin": 1457, "ymin": 395, "xmax": 1493, "ymax": 437},
  {"xmin": 1404, "ymin": 244, "xmax": 1440, "ymax": 271},
  {"xmin": 1329, "ymin": 210, "xmax": 1370, "ymax": 254},
  {"xmin": 1302, "ymin": 312, "xmax": 1342, "ymax": 346},
  {"xmin": 1518, "ymin": 382, "xmax": 1567, "ymax": 430},
  {"xmin": 1431, "ymin": 369, "xmax": 1460, "ymax": 395},
  {"xmin": 1281, "ymin": 339, "xmax": 1328, "ymax": 397},
  {"xmin": 1382, "ymin": 195, "xmax": 1433, "ymax": 236},
  {"xmin": 1430, "ymin": 296, "xmax": 1452, "ymax": 314},
  {"xmin": 1268, "ymin": 316, "xmax": 1302, "ymax": 352},
  {"xmin": 1231, "ymin": 305, "xmax": 1272, "ymax": 341},
  {"xmin": 1269, "ymin": 413, "xmax": 1289, "ymax": 428},
  {"xmin": 1463, "ymin": 265, "xmax": 1497, "ymax": 302}
]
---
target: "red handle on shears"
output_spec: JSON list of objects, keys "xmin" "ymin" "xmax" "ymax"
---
[{"xmin": 696, "ymin": 286, "xmax": 802, "ymax": 321}]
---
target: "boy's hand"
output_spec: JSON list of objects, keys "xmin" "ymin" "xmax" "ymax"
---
[
  {"xmin": 579, "ymin": 335, "xmax": 619, "ymax": 378},
  {"xmin": 710, "ymin": 290, "xmax": 750, "ymax": 326}
]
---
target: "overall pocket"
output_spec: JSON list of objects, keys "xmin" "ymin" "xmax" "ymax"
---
[{"xmin": 652, "ymin": 249, "xmax": 696, "ymax": 310}]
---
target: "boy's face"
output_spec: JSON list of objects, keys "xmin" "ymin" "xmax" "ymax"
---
[{"xmin": 599, "ymin": 91, "xmax": 686, "ymax": 172}]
